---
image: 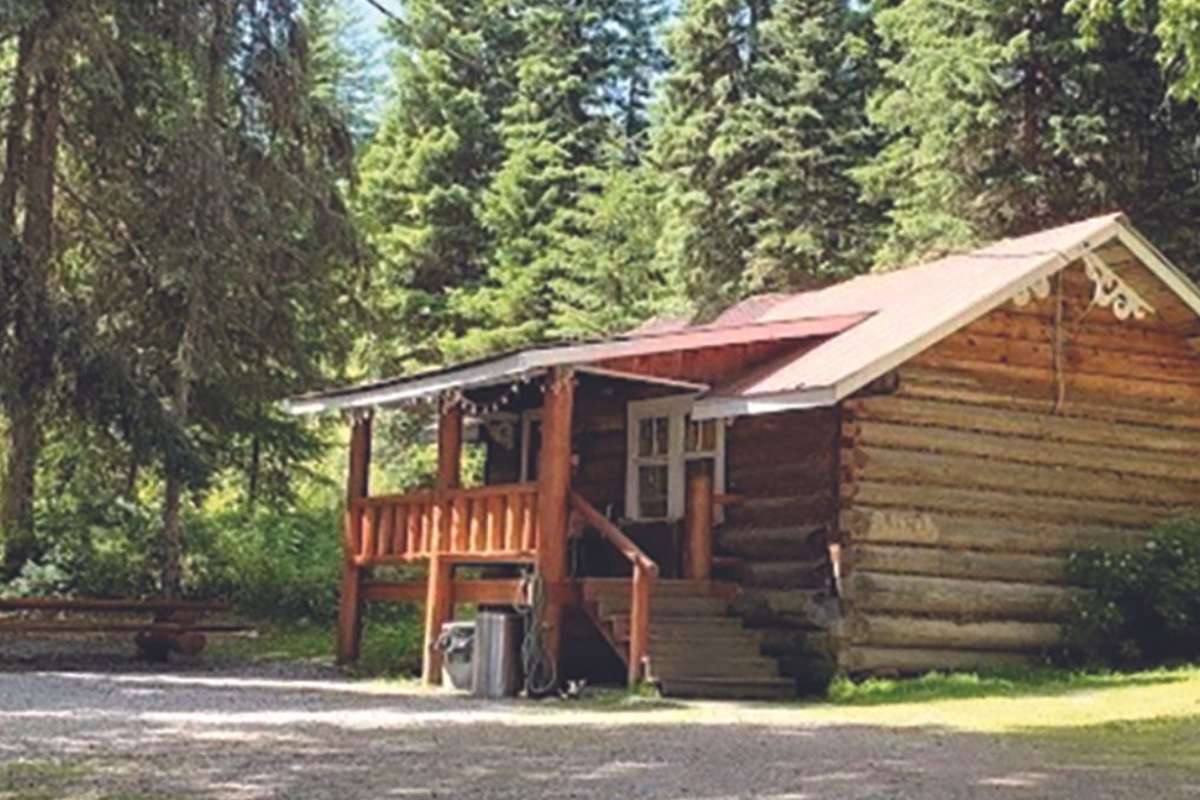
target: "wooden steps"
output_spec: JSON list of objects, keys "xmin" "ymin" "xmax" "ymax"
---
[{"xmin": 581, "ymin": 578, "xmax": 796, "ymax": 700}]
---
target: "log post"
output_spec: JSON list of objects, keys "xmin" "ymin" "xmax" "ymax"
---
[
  {"xmin": 437, "ymin": 396, "xmax": 463, "ymax": 491},
  {"xmin": 337, "ymin": 411, "xmax": 372, "ymax": 664},
  {"xmin": 421, "ymin": 553, "xmax": 454, "ymax": 685},
  {"xmin": 684, "ymin": 459, "xmax": 714, "ymax": 581},
  {"xmin": 536, "ymin": 368, "xmax": 575, "ymax": 674}
]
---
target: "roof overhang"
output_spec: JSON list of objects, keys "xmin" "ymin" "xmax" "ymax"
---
[{"xmin": 284, "ymin": 314, "xmax": 864, "ymax": 415}]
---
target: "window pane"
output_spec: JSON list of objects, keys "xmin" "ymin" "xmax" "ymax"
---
[
  {"xmin": 686, "ymin": 417, "xmax": 716, "ymax": 453},
  {"xmin": 638, "ymin": 418, "xmax": 654, "ymax": 457},
  {"xmin": 638, "ymin": 465, "xmax": 669, "ymax": 518},
  {"xmin": 655, "ymin": 417, "xmax": 669, "ymax": 454},
  {"xmin": 639, "ymin": 416, "xmax": 669, "ymax": 456}
]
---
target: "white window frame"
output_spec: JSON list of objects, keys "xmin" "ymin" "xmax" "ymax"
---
[
  {"xmin": 625, "ymin": 395, "xmax": 725, "ymax": 522},
  {"xmin": 519, "ymin": 409, "xmax": 543, "ymax": 482}
]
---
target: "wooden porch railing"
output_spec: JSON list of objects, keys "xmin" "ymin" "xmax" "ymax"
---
[
  {"xmin": 347, "ymin": 483, "xmax": 540, "ymax": 566},
  {"xmin": 569, "ymin": 490, "xmax": 658, "ymax": 686}
]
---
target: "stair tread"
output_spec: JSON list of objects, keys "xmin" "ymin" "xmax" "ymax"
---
[{"xmin": 658, "ymin": 676, "xmax": 796, "ymax": 700}]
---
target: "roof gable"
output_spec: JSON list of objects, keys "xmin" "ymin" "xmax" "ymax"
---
[{"xmin": 692, "ymin": 213, "xmax": 1200, "ymax": 418}]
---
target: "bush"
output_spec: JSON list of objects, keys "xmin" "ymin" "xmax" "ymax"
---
[{"xmin": 1064, "ymin": 517, "xmax": 1200, "ymax": 667}]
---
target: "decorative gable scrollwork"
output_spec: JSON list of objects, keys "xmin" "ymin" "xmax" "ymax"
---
[
  {"xmin": 1010, "ymin": 276, "xmax": 1052, "ymax": 308},
  {"xmin": 1083, "ymin": 252, "xmax": 1156, "ymax": 321}
]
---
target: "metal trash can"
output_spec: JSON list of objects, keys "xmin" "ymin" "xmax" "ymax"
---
[
  {"xmin": 435, "ymin": 621, "xmax": 475, "ymax": 691},
  {"xmin": 471, "ymin": 610, "xmax": 523, "ymax": 698}
]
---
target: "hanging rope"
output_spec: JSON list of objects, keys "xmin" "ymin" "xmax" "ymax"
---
[
  {"xmin": 519, "ymin": 570, "xmax": 557, "ymax": 697},
  {"xmin": 1053, "ymin": 272, "xmax": 1067, "ymax": 414}
]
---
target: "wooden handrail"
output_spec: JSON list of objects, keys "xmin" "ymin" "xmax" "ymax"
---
[
  {"xmin": 347, "ymin": 483, "xmax": 540, "ymax": 565},
  {"xmin": 569, "ymin": 491, "xmax": 657, "ymax": 686},
  {"xmin": 353, "ymin": 482, "xmax": 539, "ymax": 508},
  {"xmin": 568, "ymin": 492, "xmax": 659, "ymax": 577}
]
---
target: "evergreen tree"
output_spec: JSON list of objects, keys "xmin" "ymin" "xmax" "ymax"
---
[
  {"xmin": 354, "ymin": 0, "xmax": 517, "ymax": 370},
  {"xmin": 300, "ymin": 0, "xmax": 380, "ymax": 141},
  {"xmin": 455, "ymin": 0, "xmax": 617, "ymax": 357},
  {"xmin": 654, "ymin": 0, "xmax": 877, "ymax": 317},
  {"xmin": 858, "ymin": 0, "xmax": 1200, "ymax": 273},
  {"xmin": 549, "ymin": 162, "xmax": 686, "ymax": 338},
  {"xmin": 608, "ymin": 0, "xmax": 671, "ymax": 155}
]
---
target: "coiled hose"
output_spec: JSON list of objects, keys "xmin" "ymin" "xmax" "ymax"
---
[{"xmin": 519, "ymin": 570, "xmax": 557, "ymax": 696}]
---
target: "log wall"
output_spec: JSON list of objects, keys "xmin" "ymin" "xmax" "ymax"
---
[
  {"xmin": 837, "ymin": 259, "xmax": 1200, "ymax": 674},
  {"xmin": 722, "ymin": 408, "xmax": 841, "ymax": 688}
]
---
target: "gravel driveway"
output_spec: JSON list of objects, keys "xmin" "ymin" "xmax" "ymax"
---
[{"xmin": 0, "ymin": 643, "xmax": 1195, "ymax": 799}]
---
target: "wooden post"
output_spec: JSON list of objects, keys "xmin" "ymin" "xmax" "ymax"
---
[
  {"xmin": 536, "ymin": 368, "xmax": 575, "ymax": 674},
  {"xmin": 337, "ymin": 411, "xmax": 372, "ymax": 664},
  {"xmin": 421, "ymin": 554, "xmax": 454, "ymax": 685},
  {"xmin": 629, "ymin": 564, "xmax": 651, "ymax": 686},
  {"xmin": 684, "ymin": 459, "xmax": 714, "ymax": 581},
  {"xmin": 437, "ymin": 397, "xmax": 463, "ymax": 491}
]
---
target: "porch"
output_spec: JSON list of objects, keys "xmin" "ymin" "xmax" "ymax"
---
[{"xmin": 334, "ymin": 367, "xmax": 791, "ymax": 697}]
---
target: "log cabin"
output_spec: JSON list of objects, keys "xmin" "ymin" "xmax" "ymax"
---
[{"xmin": 285, "ymin": 212, "xmax": 1200, "ymax": 698}]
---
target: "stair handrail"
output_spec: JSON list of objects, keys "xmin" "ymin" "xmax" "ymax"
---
[{"xmin": 568, "ymin": 491, "xmax": 657, "ymax": 686}]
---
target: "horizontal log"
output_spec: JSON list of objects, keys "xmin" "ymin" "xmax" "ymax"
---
[
  {"xmin": 962, "ymin": 309, "xmax": 1198, "ymax": 359},
  {"xmin": 849, "ymin": 420, "xmax": 1200, "ymax": 482},
  {"xmin": 845, "ymin": 571, "xmax": 1079, "ymax": 621},
  {"xmin": 716, "ymin": 523, "xmax": 829, "ymax": 560},
  {"xmin": 849, "ymin": 445, "xmax": 1200, "ymax": 506},
  {"xmin": 731, "ymin": 589, "xmax": 840, "ymax": 630},
  {"xmin": 845, "ymin": 613, "xmax": 1062, "ymax": 652},
  {"xmin": 925, "ymin": 330, "xmax": 1200, "ymax": 386},
  {"xmin": 847, "ymin": 544, "xmax": 1066, "ymax": 584},
  {"xmin": 840, "ymin": 508, "xmax": 1148, "ymax": 554},
  {"xmin": 0, "ymin": 597, "xmax": 230, "ymax": 614},
  {"xmin": 847, "ymin": 395, "xmax": 1200, "ymax": 454},
  {"xmin": 362, "ymin": 579, "xmax": 526, "ymax": 606},
  {"xmin": 723, "ymin": 558, "xmax": 832, "ymax": 589},
  {"xmin": 897, "ymin": 367, "xmax": 1200, "ymax": 431},
  {"xmin": 843, "ymin": 481, "xmax": 1188, "ymax": 529},
  {"xmin": 724, "ymin": 492, "xmax": 836, "ymax": 531},
  {"xmin": 908, "ymin": 352, "xmax": 1200, "ymax": 409},
  {"xmin": 838, "ymin": 645, "xmax": 1036, "ymax": 675}
]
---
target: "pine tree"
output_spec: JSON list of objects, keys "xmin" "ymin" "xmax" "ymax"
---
[
  {"xmin": 354, "ymin": 0, "xmax": 517, "ymax": 370},
  {"xmin": 654, "ymin": 0, "xmax": 877, "ymax": 316},
  {"xmin": 858, "ymin": 0, "xmax": 1200, "ymax": 273},
  {"xmin": 455, "ymin": 0, "xmax": 617, "ymax": 357},
  {"xmin": 549, "ymin": 162, "xmax": 687, "ymax": 338},
  {"xmin": 300, "ymin": 0, "xmax": 380, "ymax": 141}
]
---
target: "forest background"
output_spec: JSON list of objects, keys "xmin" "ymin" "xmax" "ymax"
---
[{"xmin": 4, "ymin": 0, "xmax": 1200, "ymax": 628}]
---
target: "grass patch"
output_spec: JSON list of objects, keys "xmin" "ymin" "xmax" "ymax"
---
[
  {"xmin": 209, "ymin": 614, "xmax": 422, "ymax": 678},
  {"xmin": 0, "ymin": 760, "xmax": 83, "ymax": 800},
  {"xmin": 1019, "ymin": 715, "xmax": 1200, "ymax": 771},
  {"xmin": 562, "ymin": 683, "xmax": 684, "ymax": 713},
  {"xmin": 827, "ymin": 665, "xmax": 1183, "ymax": 706}
]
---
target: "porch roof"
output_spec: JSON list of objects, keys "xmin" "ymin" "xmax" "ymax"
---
[
  {"xmin": 286, "ymin": 212, "xmax": 1200, "ymax": 419},
  {"xmin": 282, "ymin": 313, "xmax": 867, "ymax": 415}
]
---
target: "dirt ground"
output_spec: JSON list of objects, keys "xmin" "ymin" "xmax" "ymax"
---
[{"xmin": 0, "ymin": 640, "xmax": 1196, "ymax": 799}]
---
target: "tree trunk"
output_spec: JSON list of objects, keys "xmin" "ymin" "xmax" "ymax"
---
[
  {"xmin": 1, "ymin": 30, "xmax": 60, "ymax": 577},
  {"xmin": 1, "ymin": 406, "xmax": 41, "ymax": 576},
  {"xmin": 160, "ymin": 371, "xmax": 190, "ymax": 598}
]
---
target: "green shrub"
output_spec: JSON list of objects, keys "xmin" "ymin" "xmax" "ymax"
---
[{"xmin": 1064, "ymin": 517, "xmax": 1200, "ymax": 667}]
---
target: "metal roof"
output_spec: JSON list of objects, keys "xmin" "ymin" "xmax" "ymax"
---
[
  {"xmin": 692, "ymin": 212, "xmax": 1200, "ymax": 418},
  {"xmin": 286, "ymin": 212, "xmax": 1200, "ymax": 418},
  {"xmin": 284, "ymin": 313, "xmax": 867, "ymax": 414}
]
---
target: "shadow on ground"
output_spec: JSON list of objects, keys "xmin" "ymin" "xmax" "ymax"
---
[{"xmin": 1, "ymin": 666, "xmax": 1192, "ymax": 800}]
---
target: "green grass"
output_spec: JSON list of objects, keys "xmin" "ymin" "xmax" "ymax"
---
[
  {"xmin": 0, "ymin": 760, "xmax": 84, "ymax": 800},
  {"xmin": 210, "ymin": 615, "xmax": 423, "ymax": 678},
  {"xmin": 827, "ymin": 665, "xmax": 1185, "ymax": 706},
  {"xmin": 1019, "ymin": 715, "xmax": 1200, "ymax": 771}
]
